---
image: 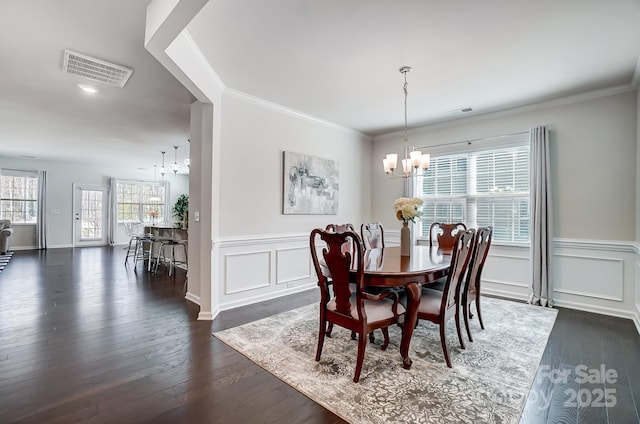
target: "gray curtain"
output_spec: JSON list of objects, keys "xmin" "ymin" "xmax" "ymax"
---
[
  {"xmin": 107, "ymin": 178, "xmax": 118, "ymax": 245},
  {"xmin": 528, "ymin": 126, "xmax": 554, "ymax": 307},
  {"xmin": 37, "ymin": 170, "xmax": 47, "ymax": 249}
]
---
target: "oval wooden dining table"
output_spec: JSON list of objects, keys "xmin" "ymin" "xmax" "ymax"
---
[{"xmin": 361, "ymin": 245, "xmax": 451, "ymax": 369}]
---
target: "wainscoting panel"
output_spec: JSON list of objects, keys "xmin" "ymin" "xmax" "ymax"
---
[
  {"xmin": 216, "ymin": 234, "xmax": 317, "ymax": 311},
  {"xmin": 224, "ymin": 250, "xmax": 271, "ymax": 295},
  {"xmin": 214, "ymin": 234, "xmax": 638, "ymax": 333},
  {"xmin": 482, "ymin": 252, "xmax": 529, "ymax": 289},
  {"xmin": 276, "ymin": 246, "xmax": 313, "ymax": 285},
  {"xmin": 554, "ymin": 254, "xmax": 624, "ymax": 301}
]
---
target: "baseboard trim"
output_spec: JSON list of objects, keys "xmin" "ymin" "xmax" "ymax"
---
[
  {"xmin": 482, "ymin": 287, "xmax": 529, "ymax": 302},
  {"xmin": 553, "ymin": 298, "xmax": 638, "ymax": 323},
  {"xmin": 220, "ymin": 284, "xmax": 316, "ymax": 312},
  {"xmin": 184, "ymin": 291, "xmax": 201, "ymax": 305},
  {"xmin": 198, "ymin": 311, "xmax": 214, "ymax": 320}
]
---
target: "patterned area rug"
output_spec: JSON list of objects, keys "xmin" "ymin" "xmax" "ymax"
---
[
  {"xmin": 213, "ymin": 296, "xmax": 558, "ymax": 424},
  {"xmin": 0, "ymin": 252, "xmax": 13, "ymax": 275}
]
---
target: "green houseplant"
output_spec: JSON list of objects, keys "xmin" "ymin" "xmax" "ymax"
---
[{"xmin": 173, "ymin": 194, "xmax": 189, "ymax": 228}]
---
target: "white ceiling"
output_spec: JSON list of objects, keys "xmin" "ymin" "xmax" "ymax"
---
[
  {"xmin": 0, "ymin": 0, "xmax": 194, "ymax": 172},
  {"xmin": 1, "ymin": 0, "xmax": 639, "ymax": 171},
  {"xmin": 187, "ymin": 0, "xmax": 640, "ymax": 135}
]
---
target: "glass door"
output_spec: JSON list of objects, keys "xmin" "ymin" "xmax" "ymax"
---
[{"xmin": 73, "ymin": 184, "xmax": 108, "ymax": 246}]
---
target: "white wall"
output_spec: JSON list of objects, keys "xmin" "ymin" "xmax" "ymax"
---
[
  {"xmin": 373, "ymin": 88, "xmax": 639, "ymax": 324},
  {"xmin": 218, "ymin": 92, "xmax": 372, "ymax": 237},
  {"xmin": 215, "ymin": 91, "xmax": 372, "ymax": 310},
  {"xmin": 0, "ymin": 156, "xmax": 188, "ymax": 249}
]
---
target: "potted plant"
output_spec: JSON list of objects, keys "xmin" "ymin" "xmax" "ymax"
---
[{"xmin": 173, "ymin": 194, "xmax": 189, "ymax": 228}]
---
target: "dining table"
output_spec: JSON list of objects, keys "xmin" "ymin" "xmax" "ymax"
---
[{"xmin": 361, "ymin": 245, "xmax": 451, "ymax": 369}]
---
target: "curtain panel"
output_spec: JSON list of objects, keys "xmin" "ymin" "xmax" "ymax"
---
[{"xmin": 528, "ymin": 125, "xmax": 554, "ymax": 307}]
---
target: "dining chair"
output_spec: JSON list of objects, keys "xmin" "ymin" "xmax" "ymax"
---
[
  {"xmin": 360, "ymin": 222, "xmax": 385, "ymax": 249},
  {"xmin": 416, "ymin": 228, "xmax": 475, "ymax": 367},
  {"xmin": 461, "ymin": 226, "xmax": 493, "ymax": 342},
  {"xmin": 428, "ymin": 222, "xmax": 467, "ymax": 252},
  {"xmin": 310, "ymin": 227, "xmax": 405, "ymax": 382}
]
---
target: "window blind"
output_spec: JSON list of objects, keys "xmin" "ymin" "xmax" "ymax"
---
[{"xmin": 416, "ymin": 143, "xmax": 530, "ymax": 243}]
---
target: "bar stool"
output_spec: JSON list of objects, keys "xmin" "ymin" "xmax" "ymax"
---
[
  {"xmin": 154, "ymin": 239, "xmax": 187, "ymax": 276},
  {"xmin": 133, "ymin": 233, "xmax": 155, "ymax": 272},
  {"xmin": 124, "ymin": 221, "xmax": 144, "ymax": 265}
]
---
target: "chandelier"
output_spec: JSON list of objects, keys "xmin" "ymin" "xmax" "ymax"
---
[{"xmin": 383, "ymin": 66, "xmax": 430, "ymax": 178}]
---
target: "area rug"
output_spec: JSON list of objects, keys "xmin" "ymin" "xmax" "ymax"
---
[
  {"xmin": 0, "ymin": 252, "xmax": 12, "ymax": 275},
  {"xmin": 213, "ymin": 297, "xmax": 557, "ymax": 424}
]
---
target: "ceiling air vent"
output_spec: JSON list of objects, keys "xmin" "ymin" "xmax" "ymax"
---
[{"xmin": 62, "ymin": 50, "xmax": 133, "ymax": 88}]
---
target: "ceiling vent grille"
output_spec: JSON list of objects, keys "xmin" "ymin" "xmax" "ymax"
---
[{"xmin": 62, "ymin": 50, "xmax": 133, "ymax": 88}]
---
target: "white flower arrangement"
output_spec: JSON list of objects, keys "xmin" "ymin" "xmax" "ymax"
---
[{"xmin": 393, "ymin": 197, "xmax": 423, "ymax": 224}]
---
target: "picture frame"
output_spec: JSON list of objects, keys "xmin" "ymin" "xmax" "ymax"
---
[{"xmin": 283, "ymin": 151, "xmax": 338, "ymax": 215}]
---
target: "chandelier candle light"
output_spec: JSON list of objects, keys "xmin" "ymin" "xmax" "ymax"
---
[
  {"xmin": 383, "ymin": 66, "xmax": 431, "ymax": 178},
  {"xmin": 394, "ymin": 197, "xmax": 423, "ymax": 256}
]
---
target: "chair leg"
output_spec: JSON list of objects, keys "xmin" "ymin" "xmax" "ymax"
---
[
  {"xmin": 368, "ymin": 331, "xmax": 375, "ymax": 344},
  {"xmin": 315, "ymin": 314, "xmax": 327, "ymax": 362},
  {"xmin": 463, "ymin": 301, "xmax": 473, "ymax": 342},
  {"xmin": 353, "ymin": 331, "xmax": 367, "ymax": 383},
  {"xmin": 476, "ymin": 295, "xmax": 485, "ymax": 330},
  {"xmin": 133, "ymin": 240, "xmax": 142, "ymax": 271},
  {"xmin": 380, "ymin": 327, "xmax": 389, "ymax": 351},
  {"xmin": 455, "ymin": 306, "xmax": 466, "ymax": 350},
  {"xmin": 124, "ymin": 238, "xmax": 135, "ymax": 265},
  {"xmin": 440, "ymin": 321, "xmax": 452, "ymax": 368},
  {"xmin": 326, "ymin": 322, "xmax": 333, "ymax": 337}
]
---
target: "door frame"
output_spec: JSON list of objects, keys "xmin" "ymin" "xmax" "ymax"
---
[{"xmin": 72, "ymin": 183, "xmax": 109, "ymax": 247}]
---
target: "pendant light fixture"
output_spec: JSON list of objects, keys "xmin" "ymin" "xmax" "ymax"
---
[
  {"xmin": 184, "ymin": 139, "xmax": 191, "ymax": 167},
  {"xmin": 382, "ymin": 66, "xmax": 430, "ymax": 178},
  {"xmin": 159, "ymin": 151, "xmax": 167, "ymax": 177},
  {"xmin": 149, "ymin": 164, "xmax": 161, "ymax": 202},
  {"xmin": 171, "ymin": 145, "xmax": 180, "ymax": 175}
]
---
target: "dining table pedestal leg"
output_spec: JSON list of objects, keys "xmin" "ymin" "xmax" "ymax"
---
[{"xmin": 400, "ymin": 281, "xmax": 420, "ymax": 370}]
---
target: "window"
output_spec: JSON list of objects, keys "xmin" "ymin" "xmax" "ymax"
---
[
  {"xmin": 0, "ymin": 171, "xmax": 38, "ymax": 224},
  {"xmin": 116, "ymin": 181, "xmax": 166, "ymax": 223},
  {"xmin": 416, "ymin": 143, "xmax": 530, "ymax": 243}
]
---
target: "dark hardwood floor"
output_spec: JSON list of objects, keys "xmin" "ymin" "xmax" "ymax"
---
[{"xmin": 0, "ymin": 246, "xmax": 638, "ymax": 423}]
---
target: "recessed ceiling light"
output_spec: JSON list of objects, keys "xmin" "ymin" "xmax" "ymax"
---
[{"xmin": 78, "ymin": 84, "xmax": 98, "ymax": 94}]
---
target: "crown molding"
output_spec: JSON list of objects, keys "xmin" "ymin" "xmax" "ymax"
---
[
  {"xmin": 376, "ymin": 84, "xmax": 636, "ymax": 140},
  {"xmin": 180, "ymin": 30, "xmax": 226, "ymax": 93},
  {"xmin": 224, "ymin": 89, "xmax": 370, "ymax": 138}
]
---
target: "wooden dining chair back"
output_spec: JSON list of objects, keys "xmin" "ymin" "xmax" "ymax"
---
[
  {"xmin": 429, "ymin": 222, "xmax": 467, "ymax": 252},
  {"xmin": 416, "ymin": 228, "xmax": 475, "ymax": 367},
  {"xmin": 462, "ymin": 226, "xmax": 493, "ymax": 342},
  {"xmin": 360, "ymin": 222, "xmax": 385, "ymax": 249},
  {"xmin": 310, "ymin": 227, "xmax": 405, "ymax": 382},
  {"xmin": 325, "ymin": 223, "xmax": 357, "ymax": 267}
]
